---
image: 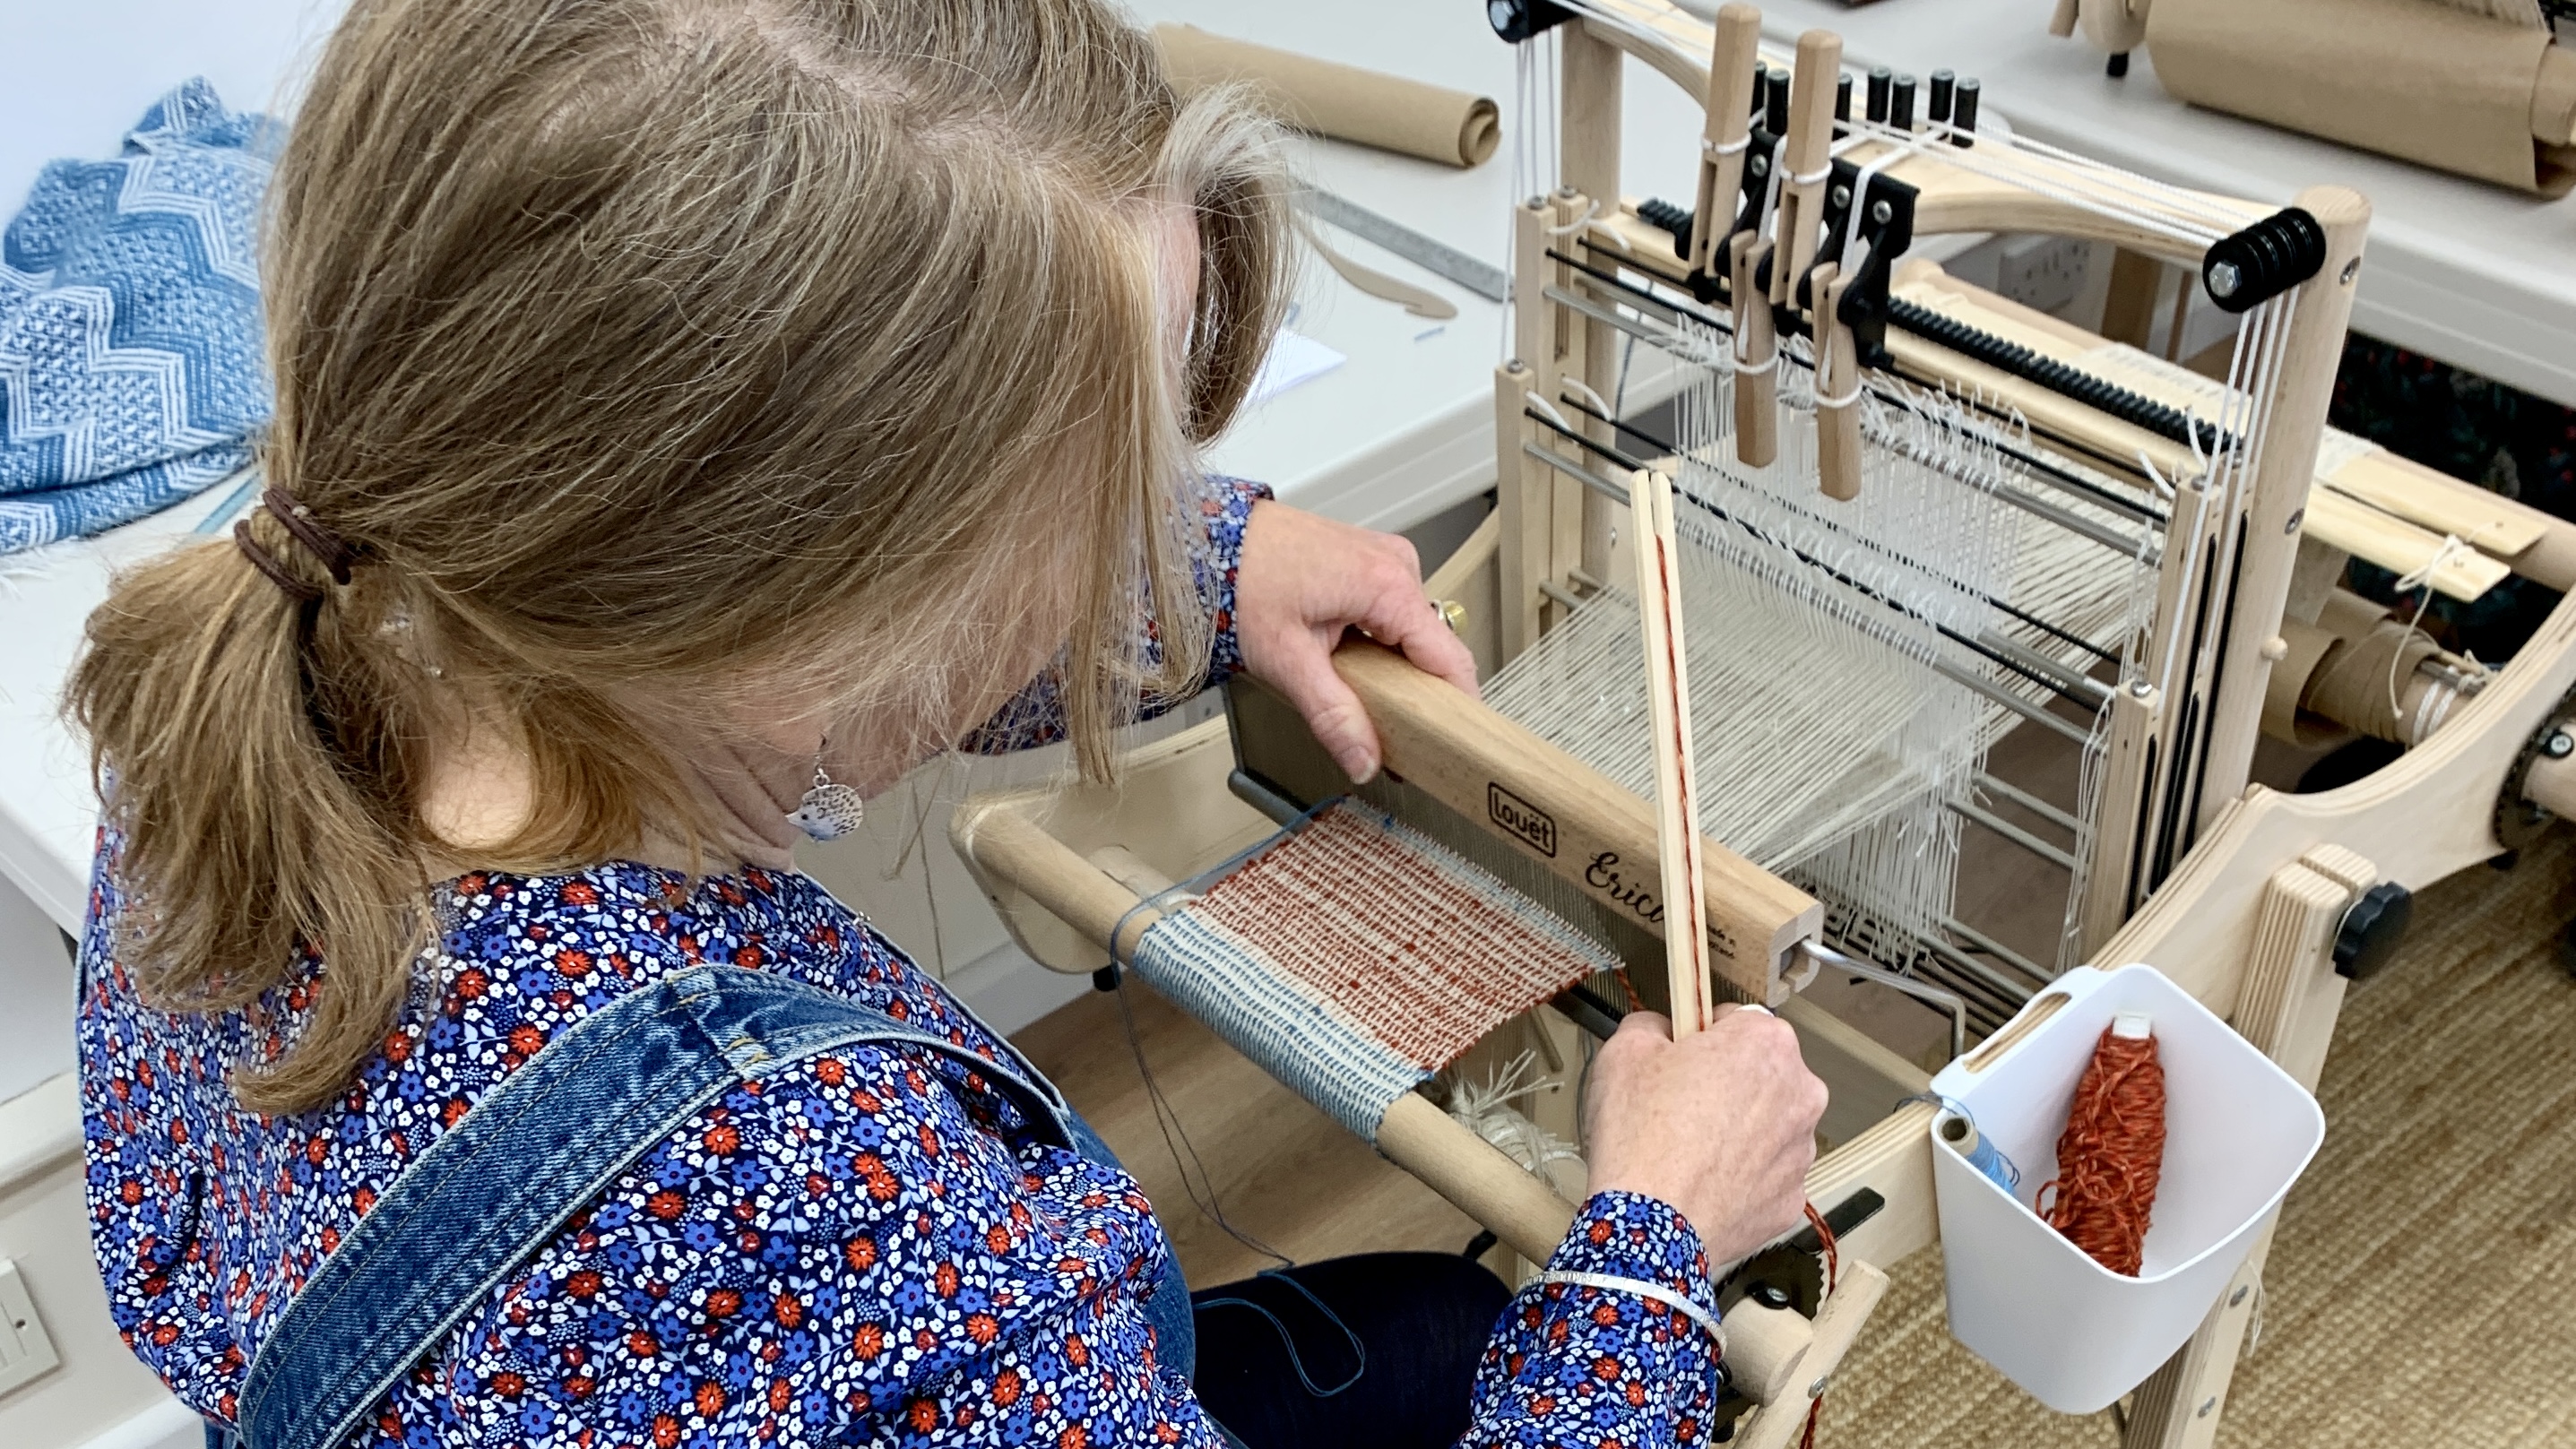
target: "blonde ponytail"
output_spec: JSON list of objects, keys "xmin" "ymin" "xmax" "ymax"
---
[{"xmin": 69, "ymin": 0, "xmax": 1289, "ymax": 1112}]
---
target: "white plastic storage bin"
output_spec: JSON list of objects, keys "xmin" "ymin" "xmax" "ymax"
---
[{"xmin": 1925, "ymin": 963, "xmax": 2325, "ymax": 1413}]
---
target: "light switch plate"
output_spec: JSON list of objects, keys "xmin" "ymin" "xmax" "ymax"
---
[{"xmin": 0, "ymin": 1258, "xmax": 61, "ymax": 1396}]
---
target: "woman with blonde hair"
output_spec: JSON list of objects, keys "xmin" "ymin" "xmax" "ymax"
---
[{"xmin": 69, "ymin": 2, "xmax": 1826, "ymax": 1445}]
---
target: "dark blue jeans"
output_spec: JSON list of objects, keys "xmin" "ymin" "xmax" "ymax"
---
[{"xmin": 1191, "ymin": 1252, "xmax": 1510, "ymax": 1449}]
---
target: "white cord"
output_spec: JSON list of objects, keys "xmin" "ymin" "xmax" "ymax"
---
[
  {"xmin": 2386, "ymin": 532, "xmax": 2470, "ymax": 720},
  {"xmin": 1545, "ymin": 197, "xmax": 1602, "ymax": 237},
  {"xmin": 1537, "ymin": 1271, "xmax": 1728, "ymax": 1354}
]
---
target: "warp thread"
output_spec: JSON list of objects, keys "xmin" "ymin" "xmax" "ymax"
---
[{"xmin": 2036, "ymin": 1014, "xmax": 2166, "ymax": 1276}]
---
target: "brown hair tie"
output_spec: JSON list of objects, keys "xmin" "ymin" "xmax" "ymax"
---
[
  {"xmin": 261, "ymin": 484, "xmax": 358, "ymax": 584},
  {"xmin": 232, "ymin": 522, "xmax": 324, "ymax": 602},
  {"xmin": 231, "ymin": 485, "xmax": 359, "ymax": 600}
]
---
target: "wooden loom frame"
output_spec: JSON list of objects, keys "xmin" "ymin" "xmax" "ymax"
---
[{"xmin": 951, "ymin": 4, "xmax": 2576, "ymax": 1445}]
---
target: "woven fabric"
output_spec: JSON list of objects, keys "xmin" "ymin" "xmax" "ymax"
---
[
  {"xmin": 0, "ymin": 80, "xmax": 280, "ymax": 554},
  {"xmin": 1129, "ymin": 803, "xmax": 1618, "ymax": 1141}
]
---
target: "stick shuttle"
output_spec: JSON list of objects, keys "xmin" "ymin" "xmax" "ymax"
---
[{"xmin": 1631, "ymin": 467, "xmax": 1716, "ymax": 1035}]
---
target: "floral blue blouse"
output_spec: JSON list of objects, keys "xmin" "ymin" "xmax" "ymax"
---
[{"xmin": 77, "ymin": 479, "xmax": 1729, "ymax": 1447}]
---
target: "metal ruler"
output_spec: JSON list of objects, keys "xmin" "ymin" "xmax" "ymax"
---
[{"xmin": 1293, "ymin": 188, "xmax": 1509, "ymax": 304}]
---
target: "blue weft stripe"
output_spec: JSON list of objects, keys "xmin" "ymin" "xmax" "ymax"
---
[{"xmin": 1128, "ymin": 910, "xmax": 1427, "ymax": 1142}]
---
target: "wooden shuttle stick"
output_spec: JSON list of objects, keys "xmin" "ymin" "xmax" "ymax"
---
[
  {"xmin": 1687, "ymin": 4, "xmax": 1764, "ymax": 281},
  {"xmin": 1629, "ymin": 468, "xmax": 1717, "ymax": 1035},
  {"xmin": 1331, "ymin": 642, "xmax": 1823, "ymax": 1001}
]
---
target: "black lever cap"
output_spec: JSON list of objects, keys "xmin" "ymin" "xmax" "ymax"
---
[{"xmin": 1951, "ymin": 78, "xmax": 1981, "ymax": 145}]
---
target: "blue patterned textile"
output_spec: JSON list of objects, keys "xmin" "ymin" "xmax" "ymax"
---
[{"xmin": 0, "ymin": 80, "xmax": 279, "ymax": 554}]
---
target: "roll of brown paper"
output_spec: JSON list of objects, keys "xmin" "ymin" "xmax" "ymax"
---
[
  {"xmin": 2147, "ymin": 0, "xmax": 2573, "ymax": 194},
  {"xmin": 1154, "ymin": 23, "xmax": 1500, "ymax": 169}
]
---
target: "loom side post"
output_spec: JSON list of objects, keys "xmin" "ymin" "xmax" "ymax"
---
[
  {"xmin": 2119, "ymin": 850, "xmax": 2366, "ymax": 1449},
  {"xmin": 1508, "ymin": 197, "xmax": 1585, "ymax": 651},
  {"xmin": 2079, "ymin": 683, "xmax": 2165, "ymax": 959},
  {"xmin": 1558, "ymin": 21, "xmax": 1623, "ymax": 590},
  {"xmin": 1554, "ymin": 191, "xmax": 1611, "ymax": 590},
  {"xmin": 2193, "ymin": 186, "xmax": 2372, "ymax": 832},
  {"xmin": 1495, "ymin": 360, "xmax": 1550, "ymax": 660}
]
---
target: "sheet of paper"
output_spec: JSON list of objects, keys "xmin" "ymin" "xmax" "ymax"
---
[{"xmin": 1248, "ymin": 329, "xmax": 1345, "ymax": 406}]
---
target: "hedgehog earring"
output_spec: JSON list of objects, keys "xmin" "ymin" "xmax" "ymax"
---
[{"xmin": 785, "ymin": 740, "xmax": 865, "ymax": 841}]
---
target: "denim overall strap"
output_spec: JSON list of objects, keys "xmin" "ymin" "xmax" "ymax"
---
[{"xmin": 235, "ymin": 965, "xmax": 1085, "ymax": 1449}]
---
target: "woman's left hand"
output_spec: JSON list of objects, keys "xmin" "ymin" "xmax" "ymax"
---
[{"xmin": 1233, "ymin": 500, "xmax": 1479, "ymax": 783}]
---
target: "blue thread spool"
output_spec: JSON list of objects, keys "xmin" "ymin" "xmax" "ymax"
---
[{"xmin": 1938, "ymin": 1104, "xmax": 2020, "ymax": 1195}]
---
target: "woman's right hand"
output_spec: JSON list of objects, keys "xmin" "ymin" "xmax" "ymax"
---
[{"xmin": 1581, "ymin": 1005, "xmax": 1830, "ymax": 1267}]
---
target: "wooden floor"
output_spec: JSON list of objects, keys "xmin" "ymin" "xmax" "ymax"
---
[{"xmin": 1012, "ymin": 977, "xmax": 1482, "ymax": 1288}]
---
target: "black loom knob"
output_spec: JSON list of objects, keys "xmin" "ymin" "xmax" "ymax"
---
[
  {"xmin": 1928, "ymin": 69, "xmax": 1956, "ymax": 125},
  {"xmin": 1487, "ymin": 0, "xmax": 1576, "ymax": 43},
  {"xmin": 1836, "ymin": 73, "xmax": 1853, "ymax": 123},
  {"xmin": 1951, "ymin": 78, "xmax": 1981, "ymax": 144},
  {"xmin": 1766, "ymin": 68, "xmax": 1793, "ymax": 134},
  {"xmin": 2333, "ymin": 882, "xmax": 2415, "ymax": 980},
  {"xmin": 1890, "ymin": 73, "xmax": 1917, "ymax": 131},
  {"xmin": 2203, "ymin": 207, "xmax": 2329, "ymax": 313},
  {"xmin": 1867, "ymin": 66, "xmax": 1892, "ymax": 123}
]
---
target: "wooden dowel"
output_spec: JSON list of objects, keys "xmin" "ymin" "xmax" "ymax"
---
[{"xmin": 1629, "ymin": 468, "xmax": 1716, "ymax": 1034}]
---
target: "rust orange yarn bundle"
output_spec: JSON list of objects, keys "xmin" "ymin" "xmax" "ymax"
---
[{"xmin": 2037, "ymin": 1015, "xmax": 2166, "ymax": 1276}]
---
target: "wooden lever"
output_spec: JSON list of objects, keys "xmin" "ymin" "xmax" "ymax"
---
[
  {"xmin": 1333, "ymin": 640, "xmax": 1822, "ymax": 1002},
  {"xmin": 1812, "ymin": 262, "xmax": 1863, "ymax": 501},
  {"xmin": 1730, "ymin": 231, "xmax": 1779, "ymax": 469},
  {"xmin": 1688, "ymin": 4, "xmax": 1765, "ymax": 281},
  {"xmin": 1768, "ymin": 30, "xmax": 1843, "ymax": 313}
]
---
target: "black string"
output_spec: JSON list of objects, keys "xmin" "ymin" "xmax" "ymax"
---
[
  {"xmin": 1110, "ymin": 969, "xmax": 1294, "ymax": 1270},
  {"xmin": 1193, "ymin": 1272, "xmax": 1370, "ymax": 1398}
]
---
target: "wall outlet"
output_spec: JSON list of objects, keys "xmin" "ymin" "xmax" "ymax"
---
[
  {"xmin": 1997, "ymin": 234, "xmax": 2092, "ymax": 317},
  {"xmin": 0, "ymin": 1259, "xmax": 59, "ymax": 1397}
]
